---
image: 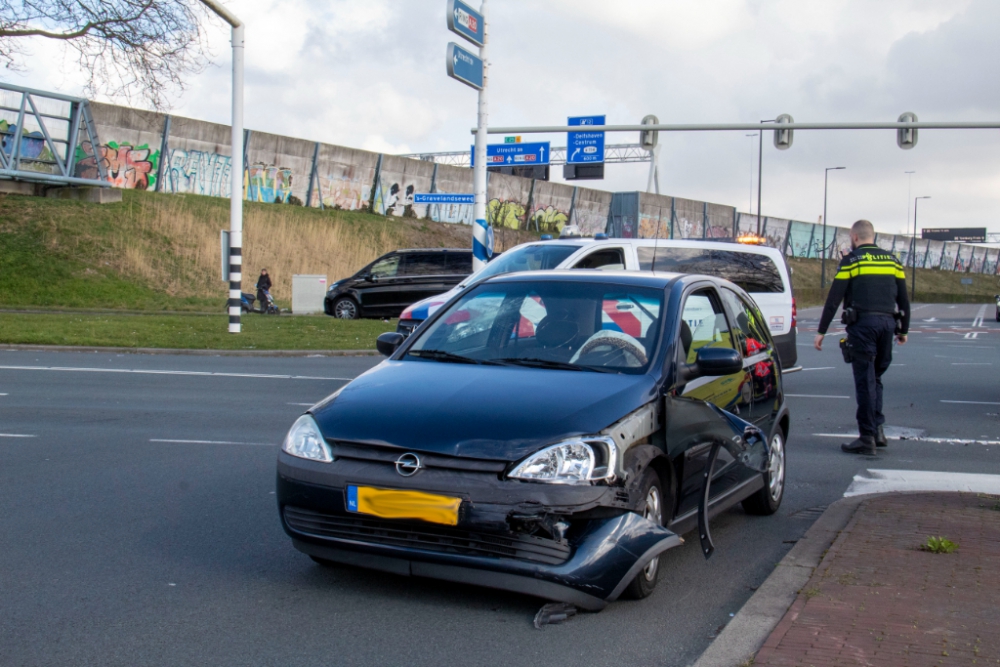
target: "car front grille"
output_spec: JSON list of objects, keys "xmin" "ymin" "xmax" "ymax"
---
[{"xmin": 284, "ymin": 506, "xmax": 571, "ymax": 566}]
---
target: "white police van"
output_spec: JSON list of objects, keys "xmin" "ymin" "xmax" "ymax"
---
[{"xmin": 397, "ymin": 234, "xmax": 799, "ymax": 370}]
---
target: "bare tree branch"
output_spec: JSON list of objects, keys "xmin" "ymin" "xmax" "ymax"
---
[{"xmin": 0, "ymin": 0, "xmax": 214, "ymax": 109}]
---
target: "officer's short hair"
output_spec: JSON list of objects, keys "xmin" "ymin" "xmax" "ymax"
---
[{"xmin": 851, "ymin": 220, "xmax": 875, "ymax": 241}]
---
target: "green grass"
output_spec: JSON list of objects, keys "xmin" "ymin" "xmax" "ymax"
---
[{"xmin": 0, "ymin": 312, "xmax": 395, "ymax": 350}]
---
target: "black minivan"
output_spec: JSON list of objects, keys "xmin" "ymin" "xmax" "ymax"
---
[{"xmin": 324, "ymin": 249, "xmax": 473, "ymax": 319}]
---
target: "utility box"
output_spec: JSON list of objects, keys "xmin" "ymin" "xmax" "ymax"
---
[{"xmin": 292, "ymin": 275, "xmax": 327, "ymax": 314}]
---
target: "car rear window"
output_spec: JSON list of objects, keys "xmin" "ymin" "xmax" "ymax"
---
[{"xmin": 636, "ymin": 247, "xmax": 785, "ymax": 293}]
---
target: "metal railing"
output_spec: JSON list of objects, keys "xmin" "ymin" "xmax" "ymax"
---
[{"xmin": 0, "ymin": 82, "xmax": 108, "ymax": 187}]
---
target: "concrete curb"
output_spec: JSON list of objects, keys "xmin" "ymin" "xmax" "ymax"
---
[
  {"xmin": 690, "ymin": 495, "xmax": 867, "ymax": 667},
  {"xmin": 0, "ymin": 344, "xmax": 380, "ymax": 357}
]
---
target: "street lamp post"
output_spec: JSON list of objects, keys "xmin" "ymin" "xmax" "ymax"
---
[
  {"xmin": 746, "ymin": 133, "xmax": 757, "ymax": 219},
  {"xmin": 199, "ymin": 0, "xmax": 244, "ymax": 334},
  {"xmin": 820, "ymin": 166, "xmax": 846, "ymax": 290},
  {"xmin": 912, "ymin": 196, "xmax": 931, "ymax": 301}
]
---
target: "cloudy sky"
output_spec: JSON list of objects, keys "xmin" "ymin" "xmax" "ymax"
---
[{"xmin": 11, "ymin": 0, "xmax": 1000, "ymax": 235}]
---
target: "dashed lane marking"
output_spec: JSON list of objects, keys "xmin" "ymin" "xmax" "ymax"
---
[
  {"xmin": 814, "ymin": 433, "xmax": 1000, "ymax": 446},
  {"xmin": 149, "ymin": 439, "xmax": 273, "ymax": 446},
  {"xmin": 972, "ymin": 304, "xmax": 987, "ymax": 328},
  {"xmin": 0, "ymin": 433, "xmax": 36, "ymax": 438},
  {"xmin": 786, "ymin": 394, "xmax": 851, "ymax": 399},
  {"xmin": 287, "ymin": 403, "xmax": 315, "ymax": 407},
  {"xmin": 801, "ymin": 367, "xmax": 835, "ymax": 371},
  {"xmin": 951, "ymin": 362, "xmax": 992, "ymax": 365},
  {"xmin": 941, "ymin": 400, "xmax": 1000, "ymax": 406},
  {"xmin": 0, "ymin": 365, "xmax": 354, "ymax": 382}
]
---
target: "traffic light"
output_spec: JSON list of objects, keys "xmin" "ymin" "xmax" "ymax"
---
[
  {"xmin": 897, "ymin": 112, "xmax": 918, "ymax": 150},
  {"xmin": 640, "ymin": 114, "xmax": 659, "ymax": 150},
  {"xmin": 773, "ymin": 114, "xmax": 793, "ymax": 150}
]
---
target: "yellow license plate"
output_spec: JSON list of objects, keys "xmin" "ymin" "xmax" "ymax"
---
[{"xmin": 346, "ymin": 485, "xmax": 461, "ymax": 526}]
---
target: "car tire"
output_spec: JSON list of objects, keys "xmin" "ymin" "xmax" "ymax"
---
[
  {"xmin": 332, "ymin": 297, "xmax": 360, "ymax": 320},
  {"xmin": 622, "ymin": 467, "xmax": 667, "ymax": 600},
  {"xmin": 742, "ymin": 426, "xmax": 786, "ymax": 516}
]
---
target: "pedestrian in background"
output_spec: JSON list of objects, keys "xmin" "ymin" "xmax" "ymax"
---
[
  {"xmin": 256, "ymin": 268, "xmax": 272, "ymax": 314},
  {"xmin": 813, "ymin": 220, "xmax": 909, "ymax": 455}
]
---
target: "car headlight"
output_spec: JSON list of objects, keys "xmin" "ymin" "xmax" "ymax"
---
[
  {"xmin": 281, "ymin": 414, "xmax": 333, "ymax": 463},
  {"xmin": 508, "ymin": 436, "xmax": 618, "ymax": 485}
]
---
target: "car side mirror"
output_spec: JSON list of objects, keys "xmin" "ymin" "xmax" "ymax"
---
[
  {"xmin": 683, "ymin": 347, "xmax": 742, "ymax": 381},
  {"xmin": 364, "ymin": 273, "xmax": 378, "ymax": 283},
  {"xmin": 376, "ymin": 332, "xmax": 405, "ymax": 356}
]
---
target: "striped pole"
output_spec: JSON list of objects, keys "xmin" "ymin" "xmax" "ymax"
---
[
  {"xmin": 228, "ymin": 23, "xmax": 245, "ymax": 333},
  {"xmin": 471, "ymin": 0, "xmax": 490, "ymax": 272}
]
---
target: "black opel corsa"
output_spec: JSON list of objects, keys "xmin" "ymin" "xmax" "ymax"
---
[{"xmin": 277, "ymin": 271, "xmax": 790, "ymax": 610}]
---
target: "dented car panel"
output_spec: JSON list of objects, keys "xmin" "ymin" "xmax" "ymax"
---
[{"xmin": 277, "ymin": 272, "xmax": 790, "ymax": 608}]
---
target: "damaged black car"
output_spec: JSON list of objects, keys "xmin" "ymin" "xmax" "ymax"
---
[{"xmin": 277, "ymin": 271, "xmax": 790, "ymax": 611}]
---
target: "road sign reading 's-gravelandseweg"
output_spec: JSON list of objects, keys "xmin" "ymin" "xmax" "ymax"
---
[
  {"xmin": 413, "ymin": 193, "xmax": 475, "ymax": 204},
  {"xmin": 567, "ymin": 115, "xmax": 605, "ymax": 164},
  {"xmin": 446, "ymin": 42, "xmax": 484, "ymax": 90}
]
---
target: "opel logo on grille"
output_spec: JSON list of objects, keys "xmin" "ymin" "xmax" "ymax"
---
[{"xmin": 395, "ymin": 453, "xmax": 423, "ymax": 477}]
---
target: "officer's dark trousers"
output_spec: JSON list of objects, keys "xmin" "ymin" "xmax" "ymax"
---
[{"xmin": 846, "ymin": 314, "xmax": 896, "ymax": 437}]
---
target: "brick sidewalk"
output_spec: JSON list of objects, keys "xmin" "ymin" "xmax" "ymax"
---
[{"xmin": 754, "ymin": 493, "xmax": 1000, "ymax": 666}]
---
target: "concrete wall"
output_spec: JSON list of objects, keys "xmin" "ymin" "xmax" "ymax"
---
[{"xmin": 79, "ymin": 101, "xmax": 997, "ymax": 274}]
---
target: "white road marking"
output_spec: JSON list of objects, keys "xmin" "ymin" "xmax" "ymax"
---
[
  {"xmin": 786, "ymin": 394, "xmax": 851, "ymax": 399},
  {"xmin": 845, "ymin": 469, "xmax": 1000, "ymax": 497},
  {"xmin": 801, "ymin": 367, "xmax": 835, "ymax": 371},
  {"xmin": 287, "ymin": 402, "xmax": 315, "ymax": 407},
  {"xmin": 951, "ymin": 362, "xmax": 992, "ymax": 365},
  {"xmin": 814, "ymin": 433, "xmax": 1000, "ymax": 445},
  {"xmin": 0, "ymin": 393, "xmax": 7, "ymax": 396},
  {"xmin": 149, "ymin": 439, "xmax": 273, "ymax": 446},
  {"xmin": 0, "ymin": 365, "xmax": 353, "ymax": 381},
  {"xmin": 972, "ymin": 304, "xmax": 987, "ymax": 328},
  {"xmin": 964, "ymin": 332, "xmax": 980, "ymax": 339},
  {"xmin": 0, "ymin": 433, "xmax": 36, "ymax": 438},
  {"xmin": 941, "ymin": 400, "xmax": 1000, "ymax": 406}
]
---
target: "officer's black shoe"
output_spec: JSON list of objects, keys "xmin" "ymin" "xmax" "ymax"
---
[
  {"xmin": 841, "ymin": 436, "xmax": 877, "ymax": 455},
  {"xmin": 876, "ymin": 425, "xmax": 888, "ymax": 448}
]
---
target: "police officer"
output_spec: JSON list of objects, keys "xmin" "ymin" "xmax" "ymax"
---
[{"xmin": 813, "ymin": 220, "xmax": 909, "ymax": 455}]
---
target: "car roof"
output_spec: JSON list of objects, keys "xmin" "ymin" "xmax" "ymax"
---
[
  {"xmin": 513, "ymin": 237, "xmax": 783, "ymax": 257},
  {"xmin": 483, "ymin": 269, "xmax": 683, "ymax": 288},
  {"xmin": 394, "ymin": 248, "xmax": 471, "ymax": 254}
]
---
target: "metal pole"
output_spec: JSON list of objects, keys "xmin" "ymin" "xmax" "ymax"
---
[
  {"xmin": 913, "ymin": 196, "xmax": 930, "ymax": 300},
  {"xmin": 821, "ymin": 170, "xmax": 829, "ymax": 291},
  {"xmin": 746, "ymin": 133, "xmax": 757, "ymax": 218},
  {"xmin": 471, "ymin": 0, "xmax": 490, "ymax": 272},
  {"xmin": 756, "ymin": 127, "xmax": 763, "ymax": 236}
]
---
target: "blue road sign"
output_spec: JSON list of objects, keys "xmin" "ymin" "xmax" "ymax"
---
[
  {"xmin": 447, "ymin": 0, "xmax": 485, "ymax": 47},
  {"xmin": 446, "ymin": 42, "xmax": 483, "ymax": 90},
  {"xmin": 567, "ymin": 115, "xmax": 606, "ymax": 164},
  {"xmin": 471, "ymin": 142, "xmax": 550, "ymax": 166},
  {"xmin": 413, "ymin": 193, "xmax": 475, "ymax": 204}
]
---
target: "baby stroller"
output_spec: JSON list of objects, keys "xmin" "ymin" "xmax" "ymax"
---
[{"xmin": 256, "ymin": 287, "xmax": 280, "ymax": 315}]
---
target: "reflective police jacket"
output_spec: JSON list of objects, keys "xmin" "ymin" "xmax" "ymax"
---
[{"xmin": 817, "ymin": 243, "xmax": 910, "ymax": 335}]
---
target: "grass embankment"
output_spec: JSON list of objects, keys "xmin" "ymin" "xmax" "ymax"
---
[
  {"xmin": 0, "ymin": 189, "xmax": 538, "ymax": 349},
  {"xmin": 0, "ymin": 312, "xmax": 392, "ymax": 351},
  {"xmin": 788, "ymin": 257, "xmax": 1000, "ymax": 307}
]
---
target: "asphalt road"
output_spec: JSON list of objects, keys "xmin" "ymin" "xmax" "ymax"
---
[{"xmin": 1, "ymin": 302, "xmax": 998, "ymax": 667}]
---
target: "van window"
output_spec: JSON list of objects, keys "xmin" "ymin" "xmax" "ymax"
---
[
  {"xmin": 637, "ymin": 247, "xmax": 784, "ymax": 293},
  {"xmin": 370, "ymin": 255, "xmax": 400, "ymax": 278},
  {"xmin": 405, "ymin": 253, "xmax": 449, "ymax": 276},
  {"xmin": 446, "ymin": 253, "xmax": 473, "ymax": 274},
  {"xmin": 573, "ymin": 248, "xmax": 625, "ymax": 270}
]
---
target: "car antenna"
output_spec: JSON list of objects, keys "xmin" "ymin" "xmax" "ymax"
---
[{"xmin": 651, "ymin": 208, "xmax": 663, "ymax": 272}]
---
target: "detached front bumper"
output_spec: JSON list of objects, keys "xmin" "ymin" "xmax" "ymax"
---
[{"xmin": 277, "ymin": 452, "xmax": 681, "ymax": 610}]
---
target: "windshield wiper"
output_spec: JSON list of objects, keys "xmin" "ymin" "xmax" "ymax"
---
[
  {"xmin": 494, "ymin": 357, "xmax": 617, "ymax": 373},
  {"xmin": 408, "ymin": 349, "xmax": 500, "ymax": 365}
]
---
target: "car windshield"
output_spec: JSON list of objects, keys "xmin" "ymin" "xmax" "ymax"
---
[
  {"xmin": 406, "ymin": 280, "xmax": 664, "ymax": 374},
  {"xmin": 464, "ymin": 244, "xmax": 578, "ymax": 285}
]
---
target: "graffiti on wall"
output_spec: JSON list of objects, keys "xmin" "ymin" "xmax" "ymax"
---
[
  {"xmin": 488, "ymin": 198, "xmax": 526, "ymax": 229},
  {"xmin": 162, "ymin": 148, "xmax": 231, "ymax": 197},
  {"xmin": 371, "ymin": 180, "xmax": 416, "ymax": 216},
  {"xmin": 247, "ymin": 162, "xmax": 294, "ymax": 204},
  {"xmin": 1, "ymin": 120, "xmax": 55, "ymax": 164},
  {"xmin": 75, "ymin": 141, "xmax": 159, "ymax": 190},
  {"xmin": 314, "ymin": 174, "xmax": 368, "ymax": 210},
  {"xmin": 530, "ymin": 205, "xmax": 569, "ymax": 233}
]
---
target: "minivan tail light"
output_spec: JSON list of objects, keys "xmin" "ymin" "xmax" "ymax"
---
[{"xmin": 791, "ymin": 296, "xmax": 797, "ymax": 328}]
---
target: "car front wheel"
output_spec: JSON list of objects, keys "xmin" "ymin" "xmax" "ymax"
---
[
  {"xmin": 332, "ymin": 297, "xmax": 360, "ymax": 320},
  {"xmin": 742, "ymin": 426, "xmax": 786, "ymax": 516},
  {"xmin": 622, "ymin": 468, "xmax": 666, "ymax": 600}
]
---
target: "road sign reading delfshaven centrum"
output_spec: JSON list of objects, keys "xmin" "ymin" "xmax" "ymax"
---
[
  {"xmin": 470, "ymin": 142, "xmax": 550, "ymax": 166},
  {"xmin": 446, "ymin": 42, "xmax": 484, "ymax": 90},
  {"xmin": 413, "ymin": 193, "xmax": 475, "ymax": 204},
  {"xmin": 447, "ymin": 0, "xmax": 485, "ymax": 47},
  {"xmin": 567, "ymin": 115, "xmax": 605, "ymax": 164}
]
